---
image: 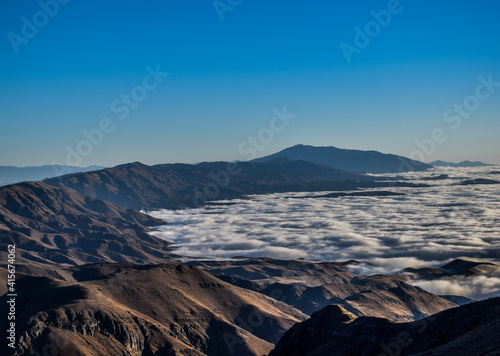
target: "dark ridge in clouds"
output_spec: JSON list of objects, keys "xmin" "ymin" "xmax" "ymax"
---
[{"xmin": 411, "ymin": 273, "xmax": 500, "ymax": 300}]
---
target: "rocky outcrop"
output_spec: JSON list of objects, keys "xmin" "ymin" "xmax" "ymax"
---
[{"xmin": 269, "ymin": 297, "xmax": 500, "ymax": 356}]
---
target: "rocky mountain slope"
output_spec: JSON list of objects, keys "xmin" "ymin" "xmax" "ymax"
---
[
  {"xmin": 0, "ymin": 182, "xmax": 173, "ymax": 270},
  {"xmin": 191, "ymin": 258, "xmax": 456, "ymax": 320},
  {"xmin": 268, "ymin": 297, "xmax": 500, "ymax": 356},
  {"xmin": 0, "ymin": 263, "xmax": 307, "ymax": 356},
  {"xmin": 252, "ymin": 144, "xmax": 432, "ymax": 173}
]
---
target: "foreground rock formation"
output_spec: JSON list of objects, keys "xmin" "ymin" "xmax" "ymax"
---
[
  {"xmin": 0, "ymin": 263, "xmax": 306, "ymax": 356},
  {"xmin": 269, "ymin": 297, "xmax": 500, "ymax": 356}
]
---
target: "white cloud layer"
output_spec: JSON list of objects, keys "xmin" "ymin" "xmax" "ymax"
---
[{"xmin": 149, "ymin": 166, "xmax": 500, "ymax": 298}]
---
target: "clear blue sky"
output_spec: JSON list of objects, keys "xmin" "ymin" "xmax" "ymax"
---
[{"xmin": 1, "ymin": 0, "xmax": 499, "ymax": 167}]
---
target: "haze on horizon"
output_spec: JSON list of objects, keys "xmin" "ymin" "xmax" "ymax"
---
[{"xmin": 1, "ymin": 1, "xmax": 500, "ymax": 167}]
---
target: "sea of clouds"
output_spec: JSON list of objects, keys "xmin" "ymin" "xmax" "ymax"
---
[{"xmin": 149, "ymin": 166, "xmax": 500, "ymax": 299}]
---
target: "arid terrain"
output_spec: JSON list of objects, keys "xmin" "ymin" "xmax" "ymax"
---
[{"xmin": 1, "ymin": 152, "xmax": 499, "ymax": 355}]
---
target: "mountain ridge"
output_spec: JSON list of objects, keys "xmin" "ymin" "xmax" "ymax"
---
[
  {"xmin": 43, "ymin": 160, "xmax": 377, "ymax": 210},
  {"xmin": 429, "ymin": 160, "xmax": 494, "ymax": 167},
  {"xmin": 191, "ymin": 258, "xmax": 456, "ymax": 320},
  {"xmin": 0, "ymin": 164, "xmax": 106, "ymax": 187}
]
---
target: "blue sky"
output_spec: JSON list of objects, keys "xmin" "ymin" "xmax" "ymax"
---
[{"xmin": 1, "ymin": 0, "xmax": 499, "ymax": 167}]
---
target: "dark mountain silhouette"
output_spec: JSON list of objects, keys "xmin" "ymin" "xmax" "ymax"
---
[
  {"xmin": 0, "ymin": 181, "xmax": 173, "ymax": 269},
  {"xmin": 0, "ymin": 164, "xmax": 105, "ymax": 187},
  {"xmin": 251, "ymin": 144, "xmax": 432, "ymax": 173},
  {"xmin": 268, "ymin": 297, "xmax": 500, "ymax": 356},
  {"xmin": 457, "ymin": 178, "xmax": 500, "ymax": 185},
  {"xmin": 441, "ymin": 258, "xmax": 499, "ymax": 275},
  {"xmin": 43, "ymin": 160, "xmax": 380, "ymax": 210},
  {"xmin": 311, "ymin": 190, "xmax": 405, "ymax": 198},
  {"xmin": 402, "ymin": 259, "xmax": 500, "ymax": 300},
  {"xmin": 420, "ymin": 173, "xmax": 450, "ymax": 180},
  {"xmin": 404, "ymin": 258, "xmax": 499, "ymax": 280},
  {"xmin": 430, "ymin": 160, "xmax": 494, "ymax": 167},
  {"xmin": 0, "ymin": 263, "xmax": 306, "ymax": 356}
]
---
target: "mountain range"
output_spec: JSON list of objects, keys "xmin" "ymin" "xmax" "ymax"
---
[
  {"xmin": 42, "ymin": 159, "xmax": 431, "ymax": 211},
  {"xmin": 1, "ymin": 255, "xmax": 493, "ymax": 356},
  {"xmin": 42, "ymin": 159, "xmax": 385, "ymax": 210},
  {"xmin": 189, "ymin": 258, "xmax": 456, "ymax": 319},
  {"xmin": 0, "ymin": 164, "xmax": 105, "ymax": 187},
  {"xmin": 0, "ymin": 258, "xmax": 462, "ymax": 356},
  {"xmin": 429, "ymin": 160, "xmax": 494, "ymax": 167},
  {"xmin": 0, "ymin": 145, "xmax": 498, "ymax": 355}
]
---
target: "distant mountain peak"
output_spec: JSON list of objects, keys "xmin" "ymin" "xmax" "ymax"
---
[{"xmin": 253, "ymin": 144, "xmax": 431, "ymax": 173}]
